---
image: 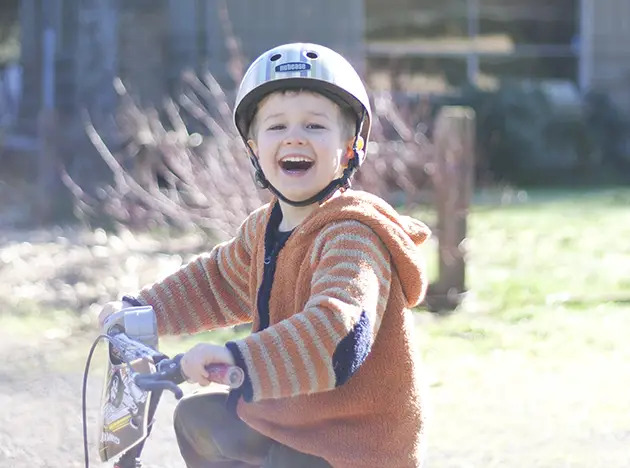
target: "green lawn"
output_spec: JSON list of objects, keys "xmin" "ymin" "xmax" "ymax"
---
[{"xmin": 414, "ymin": 188, "xmax": 630, "ymax": 467}]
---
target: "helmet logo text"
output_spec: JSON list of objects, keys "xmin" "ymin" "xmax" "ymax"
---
[{"xmin": 275, "ymin": 62, "xmax": 311, "ymax": 73}]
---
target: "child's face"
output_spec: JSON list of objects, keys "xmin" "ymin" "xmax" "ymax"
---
[{"xmin": 248, "ymin": 91, "xmax": 353, "ymax": 203}]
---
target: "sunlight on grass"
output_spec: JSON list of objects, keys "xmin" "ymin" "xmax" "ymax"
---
[
  {"xmin": 0, "ymin": 305, "xmax": 79, "ymax": 340},
  {"xmin": 416, "ymin": 188, "xmax": 630, "ymax": 467},
  {"xmin": 466, "ymin": 188, "xmax": 630, "ymax": 312}
]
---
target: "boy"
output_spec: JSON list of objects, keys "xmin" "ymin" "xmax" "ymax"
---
[{"xmin": 100, "ymin": 43, "xmax": 431, "ymax": 467}]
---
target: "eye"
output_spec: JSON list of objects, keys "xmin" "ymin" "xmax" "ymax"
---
[
  {"xmin": 267, "ymin": 124, "xmax": 286, "ymax": 131},
  {"xmin": 307, "ymin": 123, "xmax": 325, "ymax": 130}
]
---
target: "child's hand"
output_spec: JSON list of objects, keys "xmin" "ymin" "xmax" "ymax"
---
[
  {"xmin": 181, "ymin": 343, "xmax": 236, "ymax": 386},
  {"xmin": 98, "ymin": 300, "xmax": 132, "ymax": 329}
]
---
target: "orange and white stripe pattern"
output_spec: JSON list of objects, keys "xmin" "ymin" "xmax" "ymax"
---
[
  {"xmin": 231, "ymin": 219, "xmax": 391, "ymax": 401},
  {"xmin": 137, "ymin": 206, "xmax": 268, "ymax": 335}
]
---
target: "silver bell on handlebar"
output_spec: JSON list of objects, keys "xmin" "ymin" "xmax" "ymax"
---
[{"xmin": 103, "ymin": 305, "xmax": 159, "ymax": 351}]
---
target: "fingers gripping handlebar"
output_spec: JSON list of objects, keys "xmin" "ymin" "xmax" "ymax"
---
[{"xmin": 135, "ymin": 353, "xmax": 245, "ymax": 399}]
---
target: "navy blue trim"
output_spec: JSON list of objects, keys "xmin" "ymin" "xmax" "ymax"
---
[
  {"xmin": 224, "ymin": 202, "xmax": 293, "ymax": 410},
  {"xmin": 332, "ymin": 310, "xmax": 372, "ymax": 386},
  {"xmin": 256, "ymin": 202, "xmax": 292, "ymax": 330},
  {"xmin": 225, "ymin": 341, "xmax": 253, "ymax": 403}
]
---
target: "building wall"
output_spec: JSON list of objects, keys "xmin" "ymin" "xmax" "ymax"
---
[{"xmin": 167, "ymin": 0, "xmax": 366, "ymax": 89}]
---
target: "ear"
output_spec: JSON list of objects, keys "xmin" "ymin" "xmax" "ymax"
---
[
  {"xmin": 341, "ymin": 136, "xmax": 364, "ymax": 166},
  {"xmin": 247, "ymin": 139, "xmax": 258, "ymax": 157}
]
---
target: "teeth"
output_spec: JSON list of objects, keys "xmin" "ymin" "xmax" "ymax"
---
[{"xmin": 280, "ymin": 156, "xmax": 313, "ymax": 163}]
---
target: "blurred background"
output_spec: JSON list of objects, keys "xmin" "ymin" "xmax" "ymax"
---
[{"xmin": 0, "ymin": 1, "xmax": 628, "ymax": 467}]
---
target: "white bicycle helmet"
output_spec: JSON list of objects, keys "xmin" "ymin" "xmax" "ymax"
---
[{"xmin": 233, "ymin": 43, "xmax": 372, "ymax": 206}]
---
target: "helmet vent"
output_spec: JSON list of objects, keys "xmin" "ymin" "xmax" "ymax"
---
[
  {"xmin": 270, "ymin": 53, "xmax": 282, "ymax": 61},
  {"xmin": 305, "ymin": 51, "xmax": 318, "ymax": 59}
]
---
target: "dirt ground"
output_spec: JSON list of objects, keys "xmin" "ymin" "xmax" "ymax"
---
[
  {"xmin": 0, "ymin": 328, "xmax": 189, "ymax": 467},
  {"xmin": 0, "ymin": 213, "xmax": 208, "ymax": 467},
  {"xmin": 0, "ymin": 309, "xmax": 189, "ymax": 468}
]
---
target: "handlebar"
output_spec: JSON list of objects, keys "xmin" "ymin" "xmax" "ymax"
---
[
  {"xmin": 133, "ymin": 353, "xmax": 245, "ymax": 399},
  {"xmin": 106, "ymin": 331, "xmax": 245, "ymax": 399}
]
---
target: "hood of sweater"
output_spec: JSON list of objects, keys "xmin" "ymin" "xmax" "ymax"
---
[{"xmin": 290, "ymin": 189, "xmax": 431, "ymax": 307}]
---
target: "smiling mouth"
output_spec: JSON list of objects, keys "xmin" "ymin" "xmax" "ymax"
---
[{"xmin": 279, "ymin": 157, "xmax": 314, "ymax": 173}]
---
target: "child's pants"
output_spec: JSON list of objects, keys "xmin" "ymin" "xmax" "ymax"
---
[{"xmin": 173, "ymin": 389, "xmax": 332, "ymax": 467}]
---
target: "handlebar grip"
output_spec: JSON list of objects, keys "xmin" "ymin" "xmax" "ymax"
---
[
  {"xmin": 205, "ymin": 364, "xmax": 245, "ymax": 389},
  {"xmin": 162, "ymin": 354, "xmax": 245, "ymax": 389}
]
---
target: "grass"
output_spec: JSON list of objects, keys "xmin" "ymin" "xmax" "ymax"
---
[
  {"xmin": 413, "ymin": 187, "xmax": 630, "ymax": 467},
  {"xmin": 3, "ymin": 187, "xmax": 630, "ymax": 467}
]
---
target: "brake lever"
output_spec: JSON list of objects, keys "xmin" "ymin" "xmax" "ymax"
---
[
  {"xmin": 132, "ymin": 353, "xmax": 186, "ymax": 399},
  {"xmin": 133, "ymin": 374, "xmax": 184, "ymax": 399},
  {"xmin": 155, "ymin": 353, "xmax": 187, "ymax": 385}
]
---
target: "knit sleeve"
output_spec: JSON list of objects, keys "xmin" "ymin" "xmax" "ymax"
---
[
  {"xmin": 134, "ymin": 207, "xmax": 266, "ymax": 335},
  {"xmin": 227, "ymin": 220, "xmax": 391, "ymax": 402}
]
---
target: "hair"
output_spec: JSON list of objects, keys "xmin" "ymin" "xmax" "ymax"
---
[{"xmin": 247, "ymin": 89, "xmax": 358, "ymax": 143}]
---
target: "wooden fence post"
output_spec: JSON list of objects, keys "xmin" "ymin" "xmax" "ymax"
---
[{"xmin": 426, "ymin": 106, "xmax": 476, "ymax": 312}]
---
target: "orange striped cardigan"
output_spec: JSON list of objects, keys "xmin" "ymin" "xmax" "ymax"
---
[{"xmin": 136, "ymin": 189, "xmax": 431, "ymax": 467}]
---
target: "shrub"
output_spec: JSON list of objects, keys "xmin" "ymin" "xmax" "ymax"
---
[
  {"xmin": 583, "ymin": 91, "xmax": 630, "ymax": 173},
  {"xmin": 68, "ymin": 76, "xmax": 435, "ymax": 239},
  {"xmin": 436, "ymin": 81, "xmax": 630, "ymax": 186},
  {"xmin": 69, "ymin": 72, "xmax": 268, "ymax": 239},
  {"xmin": 458, "ymin": 83, "xmax": 553, "ymax": 184}
]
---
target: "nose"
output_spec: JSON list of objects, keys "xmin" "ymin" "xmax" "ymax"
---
[{"xmin": 282, "ymin": 125, "xmax": 306, "ymax": 145}]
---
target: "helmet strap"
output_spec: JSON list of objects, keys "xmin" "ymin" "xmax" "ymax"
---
[{"xmin": 248, "ymin": 153, "xmax": 270, "ymax": 189}]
